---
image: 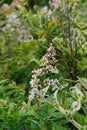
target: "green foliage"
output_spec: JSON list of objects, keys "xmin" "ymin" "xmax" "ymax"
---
[{"xmin": 0, "ymin": 0, "xmax": 87, "ymax": 130}]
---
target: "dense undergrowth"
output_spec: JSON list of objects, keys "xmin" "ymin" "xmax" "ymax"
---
[{"xmin": 0, "ymin": 0, "xmax": 87, "ymax": 130}]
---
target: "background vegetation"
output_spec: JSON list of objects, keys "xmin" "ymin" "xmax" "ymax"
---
[{"xmin": 0, "ymin": 0, "xmax": 87, "ymax": 129}]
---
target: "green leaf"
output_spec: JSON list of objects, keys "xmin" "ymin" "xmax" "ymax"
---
[
  {"xmin": 78, "ymin": 78, "xmax": 87, "ymax": 90},
  {"xmin": 0, "ymin": 79, "xmax": 10, "ymax": 85},
  {"xmin": 52, "ymin": 123, "xmax": 67, "ymax": 130},
  {"xmin": 50, "ymin": 112, "xmax": 63, "ymax": 119},
  {"xmin": 70, "ymin": 119, "xmax": 84, "ymax": 130}
]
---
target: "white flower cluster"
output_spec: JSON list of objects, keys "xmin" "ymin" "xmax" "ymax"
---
[
  {"xmin": 45, "ymin": 65, "xmax": 58, "ymax": 74},
  {"xmin": 41, "ymin": 43, "xmax": 57, "ymax": 66},
  {"xmin": 29, "ymin": 43, "xmax": 59, "ymax": 102},
  {"xmin": 50, "ymin": 0, "xmax": 62, "ymax": 9},
  {"xmin": 0, "ymin": 4, "xmax": 9, "ymax": 14},
  {"xmin": 4, "ymin": 12, "xmax": 20, "ymax": 31},
  {"xmin": 52, "ymin": 37, "xmax": 58, "ymax": 44},
  {"xmin": 29, "ymin": 88, "xmax": 39, "ymax": 102},
  {"xmin": 30, "ymin": 43, "xmax": 58, "ymax": 88},
  {"xmin": 41, "ymin": 0, "xmax": 62, "ymax": 14},
  {"xmin": 30, "ymin": 77, "xmax": 40, "ymax": 88},
  {"xmin": 41, "ymin": 6, "xmax": 52, "ymax": 15},
  {"xmin": 44, "ymin": 78, "xmax": 59, "ymax": 89},
  {"xmin": 2, "ymin": 10, "xmax": 31, "ymax": 43}
]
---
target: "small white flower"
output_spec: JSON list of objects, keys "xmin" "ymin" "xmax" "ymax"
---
[{"xmin": 29, "ymin": 43, "xmax": 59, "ymax": 101}]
